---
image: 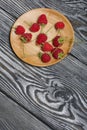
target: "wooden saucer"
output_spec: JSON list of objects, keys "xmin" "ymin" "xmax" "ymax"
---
[{"xmin": 10, "ymin": 8, "xmax": 74, "ymax": 67}]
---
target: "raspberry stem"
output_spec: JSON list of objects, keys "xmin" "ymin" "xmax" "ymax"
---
[
  {"xmin": 57, "ymin": 29, "xmax": 61, "ymax": 35},
  {"xmin": 20, "ymin": 37, "xmax": 27, "ymax": 43},
  {"xmin": 45, "ymin": 26, "xmax": 53, "ymax": 34},
  {"xmin": 38, "ymin": 52, "xmax": 42, "ymax": 58},
  {"xmin": 58, "ymin": 37, "xmax": 64, "ymax": 43},
  {"xmin": 58, "ymin": 53, "xmax": 64, "ymax": 59},
  {"xmin": 31, "ymin": 38, "xmax": 36, "ymax": 42},
  {"xmin": 24, "ymin": 21, "xmax": 32, "ymax": 26},
  {"xmin": 12, "ymin": 27, "xmax": 15, "ymax": 29},
  {"xmin": 21, "ymin": 43, "xmax": 26, "ymax": 58},
  {"xmin": 40, "ymin": 24, "xmax": 45, "ymax": 33}
]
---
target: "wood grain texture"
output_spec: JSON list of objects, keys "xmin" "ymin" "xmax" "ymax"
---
[
  {"xmin": 0, "ymin": 92, "xmax": 53, "ymax": 130},
  {"xmin": 0, "ymin": 0, "xmax": 87, "ymax": 130}
]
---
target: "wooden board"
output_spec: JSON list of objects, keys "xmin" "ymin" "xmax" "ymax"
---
[
  {"xmin": 0, "ymin": 92, "xmax": 52, "ymax": 130},
  {"xmin": 0, "ymin": 0, "xmax": 87, "ymax": 130}
]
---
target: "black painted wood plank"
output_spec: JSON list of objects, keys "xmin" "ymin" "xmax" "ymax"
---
[
  {"xmin": 0, "ymin": 0, "xmax": 87, "ymax": 130},
  {"xmin": 0, "ymin": 0, "xmax": 87, "ymax": 64},
  {"xmin": 1, "ymin": 46, "xmax": 87, "ymax": 130},
  {"xmin": 0, "ymin": 92, "xmax": 53, "ymax": 130}
]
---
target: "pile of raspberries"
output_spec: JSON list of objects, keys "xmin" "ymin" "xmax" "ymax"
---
[{"xmin": 15, "ymin": 14, "xmax": 65, "ymax": 63}]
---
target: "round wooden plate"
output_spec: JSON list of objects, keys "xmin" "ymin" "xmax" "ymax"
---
[{"xmin": 10, "ymin": 8, "xmax": 74, "ymax": 67}]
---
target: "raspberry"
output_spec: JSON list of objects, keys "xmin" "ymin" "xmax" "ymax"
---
[
  {"xmin": 53, "ymin": 36, "xmax": 64, "ymax": 47},
  {"xmin": 55, "ymin": 22, "xmax": 65, "ymax": 29},
  {"xmin": 52, "ymin": 48, "xmax": 64, "ymax": 59},
  {"xmin": 20, "ymin": 33, "xmax": 32, "ymax": 43},
  {"xmin": 37, "ymin": 14, "xmax": 48, "ymax": 25},
  {"xmin": 15, "ymin": 25, "xmax": 25, "ymax": 35},
  {"xmin": 41, "ymin": 53, "xmax": 51, "ymax": 63},
  {"xmin": 42, "ymin": 42, "xmax": 53, "ymax": 52},
  {"xmin": 29, "ymin": 23, "xmax": 40, "ymax": 32},
  {"xmin": 36, "ymin": 33, "xmax": 47, "ymax": 44}
]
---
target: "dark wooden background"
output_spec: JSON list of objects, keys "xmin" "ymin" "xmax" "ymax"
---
[{"xmin": 0, "ymin": 0, "xmax": 87, "ymax": 130}]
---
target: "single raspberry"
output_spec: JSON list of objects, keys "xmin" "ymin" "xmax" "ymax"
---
[
  {"xmin": 42, "ymin": 42, "xmax": 53, "ymax": 52},
  {"xmin": 41, "ymin": 53, "xmax": 51, "ymax": 63},
  {"xmin": 29, "ymin": 23, "xmax": 40, "ymax": 32},
  {"xmin": 37, "ymin": 14, "xmax": 48, "ymax": 25},
  {"xmin": 52, "ymin": 48, "xmax": 64, "ymax": 59},
  {"xmin": 36, "ymin": 33, "xmax": 47, "ymax": 44},
  {"xmin": 20, "ymin": 33, "xmax": 32, "ymax": 43},
  {"xmin": 53, "ymin": 36, "xmax": 64, "ymax": 47},
  {"xmin": 55, "ymin": 22, "xmax": 65, "ymax": 29},
  {"xmin": 15, "ymin": 25, "xmax": 25, "ymax": 35}
]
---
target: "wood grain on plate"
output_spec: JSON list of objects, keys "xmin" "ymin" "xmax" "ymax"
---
[{"xmin": 10, "ymin": 8, "xmax": 74, "ymax": 67}]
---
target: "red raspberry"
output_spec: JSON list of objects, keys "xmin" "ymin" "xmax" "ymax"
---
[
  {"xmin": 52, "ymin": 48, "xmax": 64, "ymax": 59},
  {"xmin": 41, "ymin": 53, "xmax": 51, "ymax": 63},
  {"xmin": 37, "ymin": 14, "xmax": 48, "ymax": 25},
  {"xmin": 42, "ymin": 42, "xmax": 53, "ymax": 52},
  {"xmin": 20, "ymin": 33, "xmax": 32, "ymax": 43},
  {"xmin": 36, "ymin": 33, "xmax": 47, "ymax": 44},
  {"xmin": 29, "ymin": 23, "xmax": 40, "ymax": 32},
  {"xmin": 55, "ymin": 22, "xmax": 65, "ymax": 29},
  {"xmin": 53, "ymin": 36, "xmax": 64, "ymax": 47},
  {"xmin": 15, "ymin": 25, "xmax": 25, "ymax": 35}
]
